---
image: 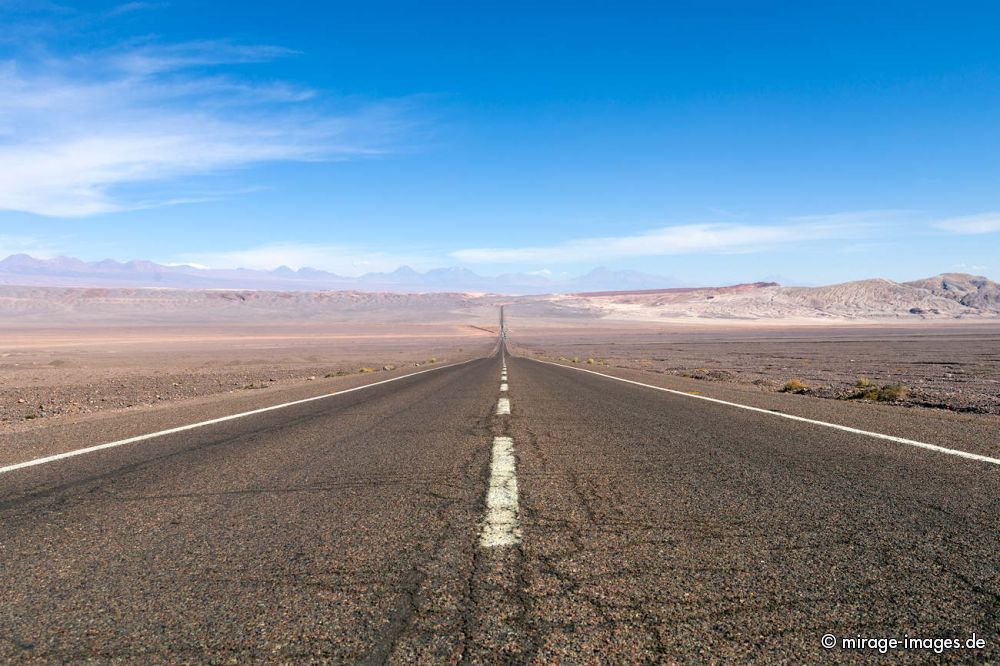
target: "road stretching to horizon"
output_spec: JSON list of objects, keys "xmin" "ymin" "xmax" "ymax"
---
[{"xmin": 1, "ymin": 335, "xmax": 997, "ymax": 662}]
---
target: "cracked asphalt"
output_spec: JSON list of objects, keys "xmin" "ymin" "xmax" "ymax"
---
[{"xmin": 0, "ymin": 350, "xmax": 996, "ymax": 663}]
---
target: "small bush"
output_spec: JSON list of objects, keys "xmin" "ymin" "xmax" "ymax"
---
[
  {"xmin": 877, "ymin": 383, "xmax": 907, "ymax": 401},
  {"xmin": 586, "ymin": 358, "xmax": 595, "ymax": 364},
  {"xmin": 427, "ymin": 357, "xmax": 438, "ymax": 364},
  {"xmin": 849, "ymin": 382, "xmax": 907, "ymax": 402},
  {"xmin": 855, "ymin": 377, "xmax": 872, "ymax": 388},
  {"xmin": 325, "ymin": 370, "xmax": 350, "ymax": 378},
  {"xmin": 358, "ymin": 367, "xmax": 375, "ymax": 374},
  {"xmin": 571, "ymin": 356, "xmax": 580, "ymax": 363},
  {"xmin": 782, "ymin": 379, "xmax": 809, "ymax": 394}
]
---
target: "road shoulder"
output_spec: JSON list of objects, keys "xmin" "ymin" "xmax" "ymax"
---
[{"xmin": 521, "ymin": 355, "xmax": 1000, "ymax": 460}]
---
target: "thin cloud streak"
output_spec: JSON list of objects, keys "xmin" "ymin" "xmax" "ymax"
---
[
  {"xmin": 934, "ymin": 212, "xmax": 1000, "ymax": 234},
  {"xmin": 105, "ymin": 2, "xmax": 166, "ymax": 18},
  {"xmin": 0, "ymin": 40, "xmax": 412, "ymax": 217},
  {"xmin": 451, "ymin": 221, "xmax": 866, "ymax": 264}
]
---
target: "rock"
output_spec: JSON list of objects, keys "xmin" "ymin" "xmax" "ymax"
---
[{"xmin": 307, "ymin": 376, "xmax": 316, "ymax": 381}]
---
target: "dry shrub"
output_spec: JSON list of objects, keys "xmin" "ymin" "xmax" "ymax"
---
[
  {"xmin": 850, "ymin": 382, "xmax": 907, "ymax": 402},
  {"xmin": 782, "ymin": 379, "xmax": 809, "ymax": 394},
  {"xmin": 877, "ymin": 383, "xmax": 907, "ymax": 401}
]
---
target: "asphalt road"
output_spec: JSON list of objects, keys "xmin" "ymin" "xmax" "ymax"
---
[{"xmin": 1, "ymin": 349, "xmax": 996, "ymax": 663}]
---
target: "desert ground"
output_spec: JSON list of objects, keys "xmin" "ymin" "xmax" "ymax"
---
[
  {"xmin": 6, "ymin": 318, "xmax": 1000, "ymax": 439},
  {"xmin": 0, "ymin": 285, "xmax": 502, "ymax": 430},
  {"xmin": 3, "ymin": 281, "xmax": 999, "ymax": 436},
  {"xmin": 506, "ymin": 320, "xmax": 1000, "ymax": 415},
  {"xmin": 0, "ymin": 323, "xmax": 497, "ymax": 430}
]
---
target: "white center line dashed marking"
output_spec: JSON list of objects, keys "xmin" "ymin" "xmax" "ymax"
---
[
  {"xmin": 500, "ymin": 383, "xmax": 508, "ymax": 391},
  {"xmin": 480, "ymin": 436, "xmax": 521, "ymax": 547},
  {"xmin": 496, "ymin": 397, "xmax": 511, "ymax": 415}
]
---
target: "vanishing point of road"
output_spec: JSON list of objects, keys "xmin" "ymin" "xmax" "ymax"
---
[{"xmin": 1, "ymin": 339, "xmax": 997, "ymax": 663}]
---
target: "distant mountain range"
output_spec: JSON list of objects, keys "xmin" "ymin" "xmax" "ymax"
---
[
  {"xmin": 555, "ymin": 273, "xmax": 1000, "ymax": 320},
  {"xmin": 1, "ymin": 263, "xmax": 997, "ymax": 325},
  {"xmin": 4, "ymin": 254, "xmax": 997, "ymax": 322},
  {"xmin": 0, "ymin": 254, "xmax": 676, "ymax": 295}
]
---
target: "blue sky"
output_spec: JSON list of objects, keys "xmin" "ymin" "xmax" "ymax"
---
[{"xmin": 1, "ymin": 0, "xmax": 999, "ymax": 284}]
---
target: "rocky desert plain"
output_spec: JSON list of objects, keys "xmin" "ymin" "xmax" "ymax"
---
[{"xmin": 2, "ymin": 270, "xmax": 999, "ymax": 449}]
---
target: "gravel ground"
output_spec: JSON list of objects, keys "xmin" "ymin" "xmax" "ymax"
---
[
  {"xmin": 0, "ymin": 323, "xmax": 495, "ymax": 431},
  {"xmin": 511, "ymin": 324, "xmax": 1000, "ymax": 415}
]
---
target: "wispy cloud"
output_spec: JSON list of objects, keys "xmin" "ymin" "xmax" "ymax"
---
[
  {"xmin": 107, "ymin": 40, "xmax": 300, "ymax": 76},
  {"xmin": 0, "ymin": 234, "xmax": 62, "ymax": 258},
  {"xmin": 451, "ymin": 220, "xmax": 867, "ymax": 264},
  {"xmin": 180, "ymin": 242, "xmax": 437, "ymax": 276},
  {"xmin": 105, "ymin": 2, "xmax": 164, "ymax": 18},
  {"xmin": 934, "ymin": 212, "xmax": 1000, "ymax": 234},
  {"xmin": 954, "ymin": 262, "xmax": 990, "ymax": 271},
  {"xmin": 0, "ymin": 39, "xmax": 413, "ymax": 217}
]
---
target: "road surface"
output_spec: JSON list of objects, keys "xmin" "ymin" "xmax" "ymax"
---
[{"xmin": 1, "ymin": 348, "xmax": 996, "ymax": 663}]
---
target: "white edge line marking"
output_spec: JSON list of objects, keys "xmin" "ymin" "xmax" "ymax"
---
[
  {"xmin": 1, "ymin": 357, "xmax": 483, "ymax": 475},
  {"xmin": 480, "ymin": 436, "xmax": 521, "ymax": 547},
  {"xmin": 530, "ymin": 358, "xmax": 1000, "ymax": 466},
  {"xmin": 496, "ymin": 397, "xmax": 511, "ymax": 415}
]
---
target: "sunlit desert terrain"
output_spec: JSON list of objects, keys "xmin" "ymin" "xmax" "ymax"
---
[
  {"xmin": 506, "ymin": 320, "xmax": 1000, "ymax": 415},
  {"xmin": 3, "ymin": 274, "xmax": 999, "ymax": 431}
]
